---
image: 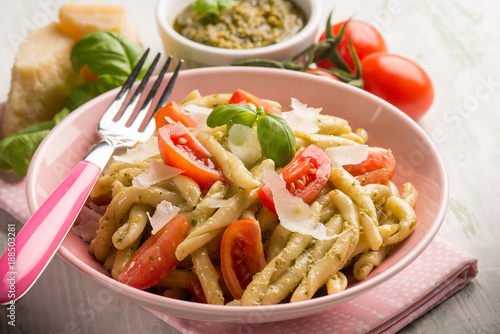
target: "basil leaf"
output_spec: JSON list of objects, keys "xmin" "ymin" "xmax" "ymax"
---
[
  {"xmin": 53, "ymin": 107, "xmax": 71, "ymax": 124},
  {"xmin": 257, "ymin": 114, "xmax": 296, "ymax": 167},
  {"xmin": 192, "ymin": 0, "xmax": 237, "ymax": 16},
  {"xmin": 0, "ymin": 121, "xmax": 55, "ymax": 176},
  {"xmin": 65, "ymin": 81, "xmax": 107, "ymax": 111},
  {"xmin": 70, "ymin": 31, "xmax": 146, "ymax": 80},
  {"xmin": 207, "ymin": 104, "xmax": 257, "ymax": 128},
  {"xmin": 227, "ymin": 111, "xmax": 259, "ymax": 130},
  {"xmin": 98, "ymin": 74, "xmax": 129, "ymax": 91}
]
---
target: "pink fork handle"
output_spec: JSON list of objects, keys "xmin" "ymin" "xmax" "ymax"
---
[{"xmin": 0, "ymin": 160, "xmax": 101, "ymax": 305}]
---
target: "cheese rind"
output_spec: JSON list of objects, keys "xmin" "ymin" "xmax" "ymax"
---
[{"xmin": 58, "ymin": 3, "xmax": 140, "ymax": 45}]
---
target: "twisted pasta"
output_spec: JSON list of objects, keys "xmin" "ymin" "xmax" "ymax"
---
[{"xmin": 82, "ymin": 90, "xmax": 419, "ymax": 306}]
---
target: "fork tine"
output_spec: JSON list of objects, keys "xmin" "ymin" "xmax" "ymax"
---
[
  {"xmin": 155, "ymin": 59, "xmax": 184, "ymax": 112},
  {"xmin": 142, "ymin": 59, "xmax": 184, "ymax": 136},
  {"xmin": 99, "ymin": 49, "xmax": 150, "ymax": 123},
  {"xmin": 129, "ymin": 55, "xmax": 173, "ymax": 131},
  {"xmin": 116, "ymin": 53, "xmax": 161, "ymax": 126}
]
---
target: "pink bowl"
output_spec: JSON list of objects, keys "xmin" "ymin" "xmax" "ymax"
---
[{"xmin": 26, "ymin": 67, "xmax": 448, "ymax": 323}]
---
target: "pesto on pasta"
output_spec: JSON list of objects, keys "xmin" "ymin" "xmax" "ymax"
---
[{"xmin": 78, "ymin": 89, "xmax": 418, "ymax": 305}]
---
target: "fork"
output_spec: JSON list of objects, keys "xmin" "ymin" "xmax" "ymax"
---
[{"xmin": 0, "ymin": 50, "xmax": 183, "ymax": 305}]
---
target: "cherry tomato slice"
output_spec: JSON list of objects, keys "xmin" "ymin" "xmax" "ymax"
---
[
  {"xmin": 317, "ymin": 20, "xmax": 388, "ymax": 72},
  {"xmin": 220, "ymin": 219, "xmax": 266, "ymax": 300},
  {"xmin": 158, "ymin": 122, "xmax": 225, "ymax": 189},
  {"xmin": 343, "ymin": 148, "xmax": 396, "ymax": 185},
  {"xmin": 257, "ymin": 144, "xmax": 332, "ymax": 214},
  {"xmin": 361, "ymin": 53, "xmax": 434, "ymax": 121},
  {"xmin": 154, "ymin": 101, "xmax": 197, "ymax": 131},
  {"xmin": 188, "ymin": 279, "xmax": 207, "ymax": 303},
  {"xmin": 118, "ymin": 215, "xmax": 189, "ymax": 290},
  {"xmin": 229, "ymin": 89, "xmax": 281, "ymax": 115}
]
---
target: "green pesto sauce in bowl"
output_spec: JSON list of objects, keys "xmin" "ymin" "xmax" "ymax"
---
[{"xmin": 174, "ymin": 0, "xmax": 306, "ymax": 49}]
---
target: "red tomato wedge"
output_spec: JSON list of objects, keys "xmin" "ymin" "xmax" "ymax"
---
[
  {"xmin": 343, "ymin": 148, "xmax": 396, "ymax": 185},
  {"xmin": 257, "ymin": 144, "xmax": 332, "ymax": 215},
  {"xmin": 158, "ymin": 122, "xmax": 225, "ymax": 189},
  {"xmin": 118, "ymin": 215, "xmax": 189, "ymax": 290},
  {"xmin": 229, "ymin": 89, "xmax": 281, "ymax": 115},
  {"xmin": 154, "ymin": 101, "xmax": 197, "ymax": 131},
  {"xmin": 188, "ymin": 279, "xmax": 207, "ymax": 303},
  {"xmin": 220, "ymin": 219, "xmax": 266, "ymax": 300}
]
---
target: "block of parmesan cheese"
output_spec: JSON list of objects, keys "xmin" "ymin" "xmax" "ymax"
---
[
  {"xmin": 58, "ymin": 3, "xmax": 141, "ymax": 45},
  {"xmin": 3, "ymin": 23, "xmax": 83, "ymax": 137}
]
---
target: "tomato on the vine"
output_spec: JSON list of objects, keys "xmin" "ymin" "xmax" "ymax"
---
[
  {"xmin": 361, "ymin": 53, "xmax": 434, "ymax": 121},
  {"xmin": 316, "ymin": 20, "xmax": 388, "ymax": 72}
]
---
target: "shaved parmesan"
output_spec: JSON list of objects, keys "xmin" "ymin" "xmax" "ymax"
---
[
  {"xmin": 262, "ymin": 167, "xmax": 338, "ymax": 240},
  {"xmin": 325, "ymin": 145, "xmax": 369, "ymax": 167},
  {"xmin": 227, "ymin": 124, "xmax": 262, "ymax": 167},
  {"xmin": 73, "ymin": 203, "xmax": 104, "ymax": 242},
  {"xmin": 132, "ymin": 159, "xmax": 183, "ymax": 189},
  {"xmin": 182, "ymin": 104, "xmax": 213, "ymax": 127},
  {"xmin": 148, "ymin": 200, "xmax": 180, "ymax": 235},
  {"xmin": 113, "ymin": 136, "xmax": 159, "ymax": 163},
  {"xmin": 282, "ymin": 98, "xmax": 322, "ymax": 133}
]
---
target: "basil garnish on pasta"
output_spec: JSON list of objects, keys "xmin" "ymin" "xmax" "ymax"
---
[{"xmin": 207, "ymin": 104, "xmax": 296, "ymax": 166}]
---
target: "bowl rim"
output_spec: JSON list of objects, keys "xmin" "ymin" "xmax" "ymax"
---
[
  {"xmin": 26, "ymin": 66, "xmax": 448, "ymax": 322},
  {"xmin": 156, "ymin": 0, "xmax": 323, "ymax": 56}
]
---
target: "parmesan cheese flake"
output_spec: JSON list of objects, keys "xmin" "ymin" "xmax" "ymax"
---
[
  {"xmin": 148, "ymin": 200, "xmax": 180, "ymax": 235},
  {"xmin": 182, "ymin": 104, "xmax": 213, "ymax": 127},
  {"xmin": 132, "ymin": 159, "xmax": 183, "ymax": 189},
  {"xmin": 73, "ymin": 204, "xmax": 104, "ymax": 242},
  {"xmin": 325, "ymin": 145, "xmax": 369, "ymax": 167},
  {"xmin": 113, "ymin": 136, "xmax": 159, "ymax": 163},
  {"xmin": 282, "ymin": 98, "xmax": 322, "ymax": 133},
  {"xmin": 263, "ymin": 167, "xmax": 338, "ymax": 240}
]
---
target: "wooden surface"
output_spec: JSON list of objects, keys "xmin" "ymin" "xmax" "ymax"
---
[{"xmin": 1, "ymin": 0, "xmax": 499, "ymax": 333}]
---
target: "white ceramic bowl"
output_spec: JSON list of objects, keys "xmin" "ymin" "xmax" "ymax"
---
[
  {"xmin": 156, "ymin": 0, "xmax": 322, "ymax": 68},
  {"xmin": 26, "ymin": 67, "xmax": 448, "ymax": 323}
]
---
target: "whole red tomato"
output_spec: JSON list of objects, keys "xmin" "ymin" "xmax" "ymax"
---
[
  {"xmin": 317, "ymin": 20, "xmax": 388, "ymax": 72},
  {"xmin": 361, "ymin": 53, "xmax": 434, "ymax": 121}
]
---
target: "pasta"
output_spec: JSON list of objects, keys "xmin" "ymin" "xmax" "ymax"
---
[{"xmin": 81, "ymin": 89, "xmax": 419, "ymax": 305}]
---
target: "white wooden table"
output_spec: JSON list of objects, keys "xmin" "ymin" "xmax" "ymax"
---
[{"xmin": 1, "ymin": 0, "xmax": 499, "ymax": 333}]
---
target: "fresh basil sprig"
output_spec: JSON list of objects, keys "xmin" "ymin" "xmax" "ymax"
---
[{"xmin": 207, "ymin": 104, "xmax": 296, "ymax": 166}]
